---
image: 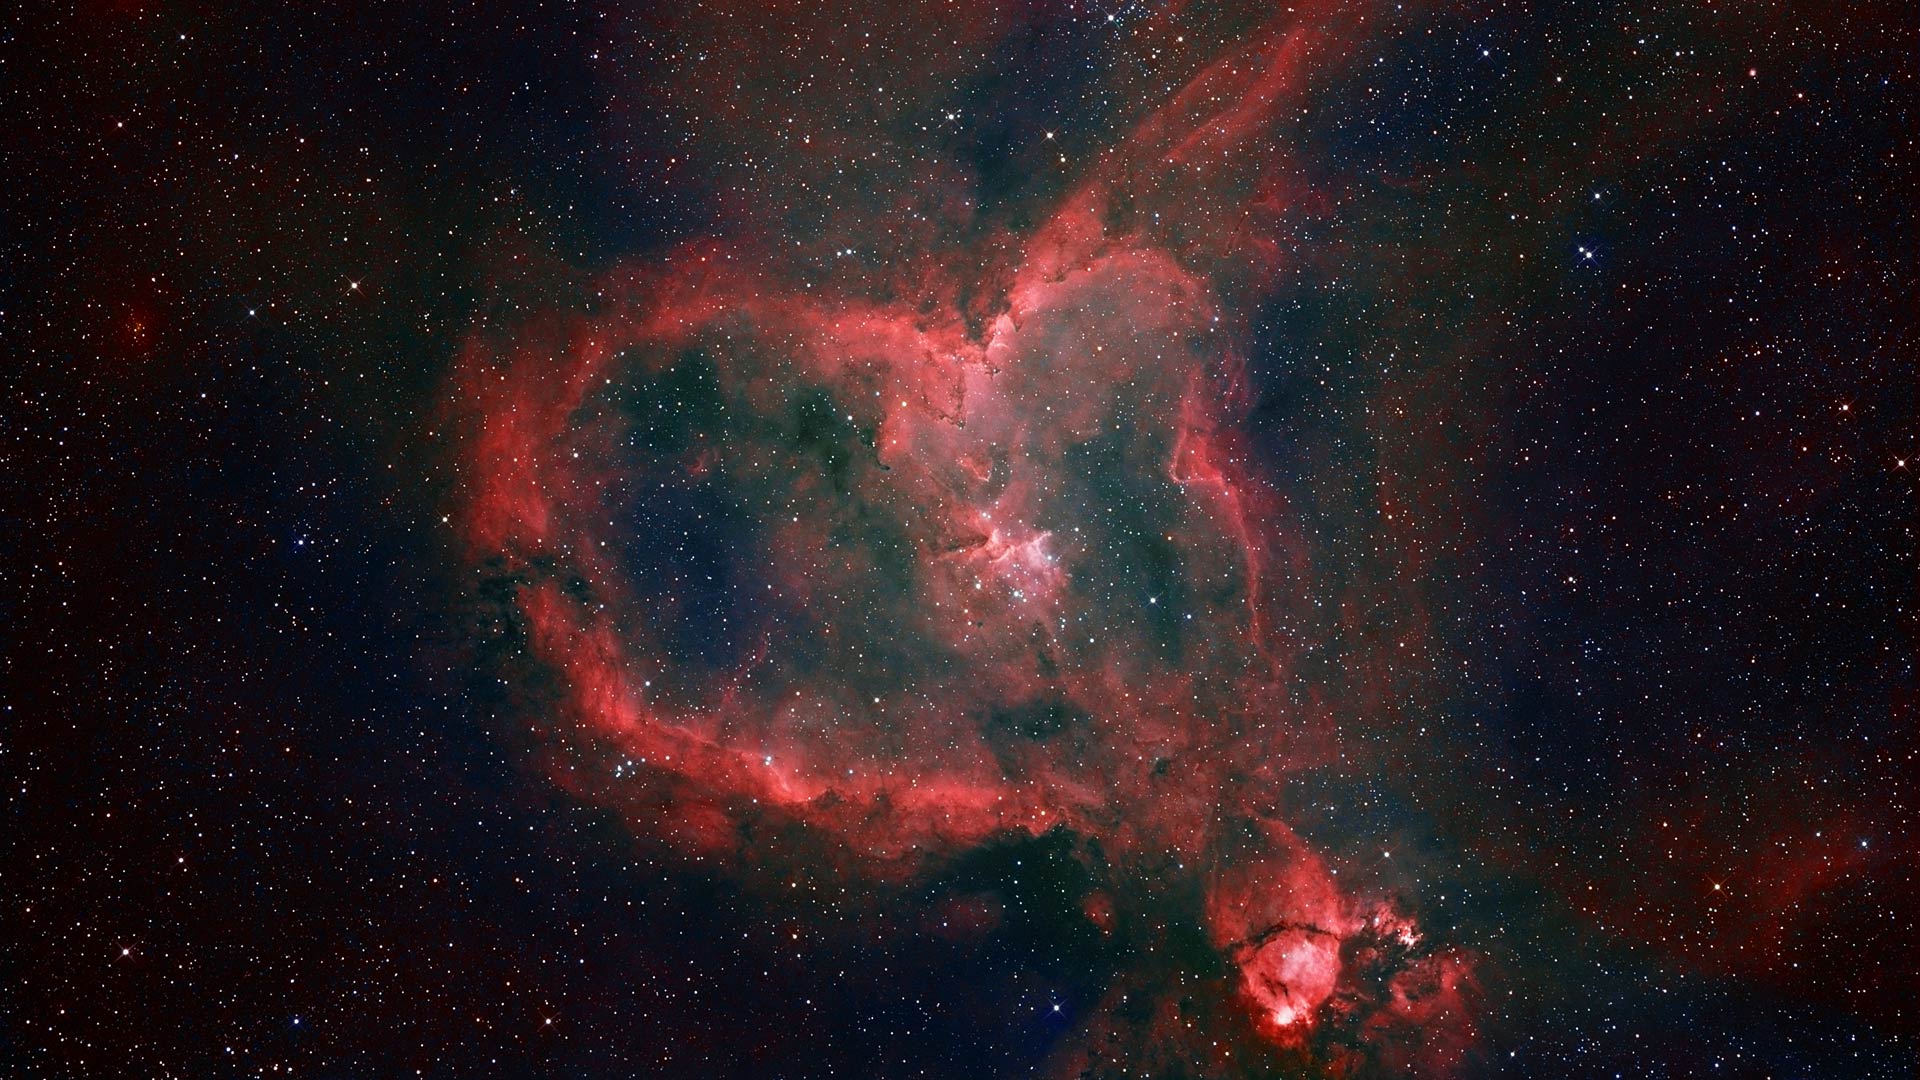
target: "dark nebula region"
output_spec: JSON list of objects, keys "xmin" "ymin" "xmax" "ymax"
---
[{"xmin": 6, "ymin": 1, "xmax": 1917, "ymax": 1078}]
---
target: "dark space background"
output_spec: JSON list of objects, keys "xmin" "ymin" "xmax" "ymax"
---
[{"xmin": 3, "ymin": 2, "xmax": 1915, "ymax": 1077}]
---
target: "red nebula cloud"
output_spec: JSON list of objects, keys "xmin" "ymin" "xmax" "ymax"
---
[
  {"xmin": 1206, "ymin": 821, "xmax": 1352, "ymax": 1037},
  {"xmin": 443, "ymin": 1, "xmax": 1476, "ymax": 1072}
]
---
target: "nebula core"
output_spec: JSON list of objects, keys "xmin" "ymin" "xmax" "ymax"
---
[{"xmin": 8, "ymin": 0, "xmax": 1915, "ymax": 1077}]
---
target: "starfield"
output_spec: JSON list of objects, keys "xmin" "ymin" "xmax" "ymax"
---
[{"xmin": 4, "ymin": 1, "xmax": 1915, "ymax": 1078}]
